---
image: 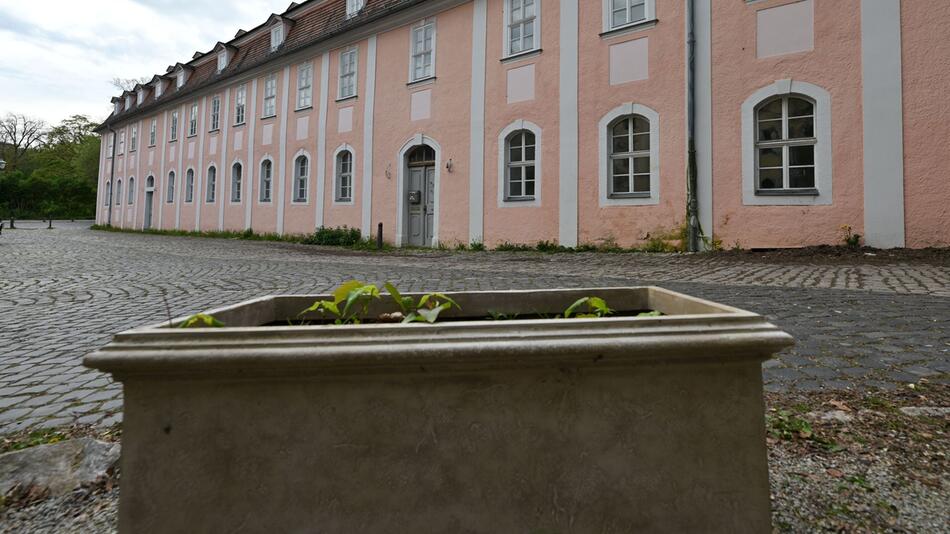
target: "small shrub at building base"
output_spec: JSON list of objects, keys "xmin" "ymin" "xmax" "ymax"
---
[
  {"xmin": 303, "ymin": 226, "xmax": 362, "ymax": 247},
  {"xmin": 840, "ymin": 225, "xmax": 862, "ymax": 249}
]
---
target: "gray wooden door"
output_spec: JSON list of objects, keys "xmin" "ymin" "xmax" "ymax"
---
[
  {"xmin": 407, "ymin": 165, "xmax": 435, "ymax": 247},
  {"xmin": 143, "ymin": 191, "xmax": 153, "ymax": 229}
]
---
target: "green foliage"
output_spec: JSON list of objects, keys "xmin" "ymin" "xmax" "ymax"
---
[
  {"xmin": 536, "ymin": 240, "xmax": 571, "ymax": 253},
  {"xmin": 1, "ymin": 429, "xmax": 68, "ymax": 453},
  {"xmin": 767, "ymin": 410, "xmax": 814, "ymax": 440},
  {"xmin": 385, "ymin": 282, "xmax": 461, "ymax": 323},
  {"xmin": 640, "ymin": 237, "xmax": 677, "ymax": 253},
  {"xmin": 495, "ymin": 241, "xmax": 533, "ymax": 252},
  {"xmin": 300, "ymin": 280, "xmax": 381, "ymax": 325},
  {"xmin": 840, "ymin": 225, "xmax": 862, "ymax": 249},
  {"xmin": 469, "ymin": 240, "xmax": 486, "ymax": 251},
  {"xmin": 563, "ymin": 297, "xmax": 613, "ymax": 319},
  {"xmin": 302, "ymin": 226, "xmax": 362, "ymax": 247},
  {"xmin": 177, "ymin": 314, "xmax": 225, "ymax": 328},
  {"xmin": 0, "ymin": 115, "xmax": 99, "ymax": 219}
]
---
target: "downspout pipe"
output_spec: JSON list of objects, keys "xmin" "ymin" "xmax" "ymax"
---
[
  {"xmin": 685, "ymin": 0, "xmax": 701, "ymax": 252},
  {"xmin": 107, "ymin": 126, "xmax": 117, "ymax": 226}
]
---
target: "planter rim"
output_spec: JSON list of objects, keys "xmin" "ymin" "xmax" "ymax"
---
[{"xmin": 85, "ymin": 286, "xmax": 794, "ymax": 378}]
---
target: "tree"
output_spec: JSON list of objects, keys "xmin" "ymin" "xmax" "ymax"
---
[
  {"xmin": 47, "ymin": 115, "xmax": 97, "ymax": 147},
  {"xmin": 0, "ymin": 114, "xmax": 47, "ymax": 172},
  {"xmin": 111, "ymin": 77, "xmax": 151, "ymax": 92}
]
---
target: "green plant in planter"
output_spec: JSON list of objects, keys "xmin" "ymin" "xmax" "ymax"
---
[
  {"xmin": 563, "ymin": 297, "xmax": 613, "ymax": 319},
  {"xmin": 384, "ymin": 283, "xmax": 461, "ymax": 324},
  {"xmin": 301, "ymin": 280, "xmax": 381, "ymax": 325},
  {"xmin": 178, "ymin": 314, "xmax": 225, "ymax": 328}
]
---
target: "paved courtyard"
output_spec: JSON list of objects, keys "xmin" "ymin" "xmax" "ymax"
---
[{"xmin": 0, "ymin": 221, "xmax": 948, "ymax": 434}]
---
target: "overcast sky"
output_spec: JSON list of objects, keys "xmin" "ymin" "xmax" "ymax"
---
[{"xmin": 0, "ymin": 0, "xmax": 290, "ymax": 127}]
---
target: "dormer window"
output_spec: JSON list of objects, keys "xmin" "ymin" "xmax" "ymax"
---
[
  {"xmin": 346, "ymin": 0, "xmax": 364, "ymax": 18},
  {"xmin": 114, "ymin": 101, "xmax": 121, "ymax": 115},
  {"xmin": 154, "ymin": 81, "xmax": 164, "ymax": 99},
  {"xmin": 125, "ymin": 95, "xmax": 133, "ymax": 110},
  {"xmin": 137, "ymin": 90, "xmax": 145, "ymax": 105},
  {"xmin": 176, "ymin": 70, "xmax": 185, "ymax": 89},
  {"xmin": 217, "ymin": 51, "xmax": 228, "ymax": 73},
  {"xmin": 271, "ymin": 25, "xmax": 284, "ymax": 52}
]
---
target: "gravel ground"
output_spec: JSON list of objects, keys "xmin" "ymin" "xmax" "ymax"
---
[{"xmin": 1, "ymin": 383, "xmax": 946, "ymax": 533}]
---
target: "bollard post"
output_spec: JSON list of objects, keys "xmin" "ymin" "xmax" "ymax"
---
[
  {"xmin": 9, "ymin": 218, "xmax": 14, "ymax": 230},
  {"xmin": 48, "ymin": 214, "xmax": 53, "ymax": 230},
  {"xmin": 376, "ymin": 223, "xmax": 384, "ymax": 250}
]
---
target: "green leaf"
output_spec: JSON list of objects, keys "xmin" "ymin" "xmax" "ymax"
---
[
  {"xmin": 333, "ymin": 280, "xmax": 365, "ymax": 304},
  {"xmin": 341, "ymin": 284, "xmax": 379, "ymax": 319},
  {"xmin": 178, "ymin": 313, "xmax": 225, "ymax": 328},
  {"xmin": 563, "ymin": 297, "xmax": 589, "ymax": 319},
  {"xmin": 384, "ymin": 282, "xmax": 407, "ymax": 313},
  {"xmin": 637, "ymin": 310, "xmax": 663, "ymax": 317},
  {"xmin": 588, "ymin": 297, "xmax": 612, "ymax": 316},
  {"xmin": 416, "ymin": 306, "xmax": 444, "ymax": 323}
]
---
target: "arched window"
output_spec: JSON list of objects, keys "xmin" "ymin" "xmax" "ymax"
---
[
  {"xmin": 146, "ymin": 175, "xmax": 154, "ymax": 189},
  {"xmin": 206, "ymin": 165, "xmax": 217, "ymax": 203},
  {"xmin": 259, "ymin": 159, "xmax": 273, "ymax": 202},
  {"xmin": 608, "ymin": 114, "xmax": 651, "ymax": 197},
  {"xmin": 104, "ymin": 180, "xmax": 112, "ymax": 206},
  {"xmin": 231, "ymin": 163, "xmax": 243, "ymax": 202},
  {"xmin": 166, "ymin": 171, "xmax": 176, "ymax": 203},
  {"xmin": 293, "ymin": 155, "xmax": 308, "ymax": 202},
  {"xmin": 505, "ymin": 130, "xmax": 536, "ymax": 201},
  {"xmin": 115, "ymin": 179, "xmax": 123, "ymax": 206},
  {"xmin": 185, "ymin": 169, "xmax": 195, "ymax": 203},
  {"xmin": 335, "ymin": 150, "xmax": 353, "ymax": 202},
  {"xmin": 127, "ymin": 177, "xmax": 135, "ymax": 205},
  {"xmin": 755, "ymin": 95, "xmax": 816, "ymax": 191}
]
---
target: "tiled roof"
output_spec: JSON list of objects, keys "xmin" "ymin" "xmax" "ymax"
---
[{"xmin": 97, "ymin": 0, "xmax": 423, "ymax": 132}]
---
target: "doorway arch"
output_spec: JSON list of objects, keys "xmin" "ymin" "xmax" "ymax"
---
[{"xmin": 396, "ymin": 134, "xmax": 441, "ymax": 247}]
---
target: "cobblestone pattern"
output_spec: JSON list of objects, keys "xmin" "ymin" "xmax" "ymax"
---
[{"xmin": 0, "ymin": 222, "xmax": 947, "ymax": 434}]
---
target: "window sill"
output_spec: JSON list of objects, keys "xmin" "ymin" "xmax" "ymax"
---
[
  {"xmin": 260, "ymin": 115, "xmax": 277, "ymax": 121},
  {"xmin": 600, "ymin": 19, "xmax": 658, "ymax": 39},
  {"xmin": 208, "ymin": 129, "xmax": 220, "ymax": 134},
  {"xmin": 336, "ymin": 95, "xmax": 358, "ymax": 103},
  {"xmin": 292, "ymin": 199, "xmax": 309, "ymax": 204},
  {"xmin": 294, "ymin": 105, "xmax": 314, "ymax": 113},
  {"xmin": 407, "ymin": 76, "xmax": 436, "ymax": 88},
  {"xmin": 334, "ymin": 198, "xmax": 354, "ymax": 204},
  {"xmin": 148, "ymin": 144, "xmax": 156, "ymax": 148},
  {"xmin": 504, "ymin": 196, "xmax": 537, "ymax": 203},
  {"xmin": 169, "ymin": 139, "xmax": 178, "ymax": 144},
  {"xmin": 755, "ymin": 188, "xmax": 819, "ymax": 197},
  {"xmin": 608, "ymin": 192, "xmax": 652, "ymax": 199},
  {"xmin": 187, "ymin": 134, "xmax": 197, "ymax": 139},
  {"xmin": 233, "ymin": 122, "xmax": 246, "ymax": 128},
  {"xmin": 501, "ymin": 49, "xmax": 542, "ymax": 64}
]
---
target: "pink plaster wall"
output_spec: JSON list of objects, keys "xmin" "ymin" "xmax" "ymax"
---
[
  {"xmin": 577, "ymin": 1, "xmax": 687, "ymax": 248},
  {"xmin": 901, "ymin": 1, "xmax": 950, "ymax": 248},
  {"xmin": 710, "ymin": 0, "xmax": 864, "ymax": 249}
]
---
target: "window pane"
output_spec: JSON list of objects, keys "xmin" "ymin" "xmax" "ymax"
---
[
  {"xmin": 612, "ymin": 119, "xmax": 629, "ymax": 138},
  {"xmin": 788, "ymin": 118, "xmax": 814, "ymax": 139},
  {"xmin": 612, "ymin": 176, "xmax": 630, "ymax": 194},
  {"xmin": 633, "ymin": 175, "xmax": 650, "ymax": 193},
  {"xmin": 630, "ymin": 3, "xmax": 645, "ymax": 22},
  {"xmin": 788, "ymin": 98, "xmax": 813, "ymax": 118},
  {"xmin": 632, "ymin": 132, "xmax": 650, "ymax": 151},
  {"xmin": 632, "ymin": 116, "xmax": 649, "ymax": 134},
  {"xmin": 758, "ymin": 99, "xmax": 782, "ymax": 120},
  {"xmin": 612, "ymin": 135, "xmax": 629, "ymax": 154},
  {"xmin": 525, "ymin": 144, "xmax": 535, "ymax": 162},
  {"xmin": 524, "ymin": 173, "xmax": 535, "ymax": 197},
  {"xmin": 612, "ymin": 158, "xmax": 630, "ymax": 177},
  {"xmin": 789, "ymin": 167, "xmax": 815, "ymax": 189},
  {"xmin": 758, "ymin": 148, "xmax": 783, "ymax": 168},
  {"xmin": 633, "ymin": 157, "xmax": 650, "ymax": 174},
  {"xmin": 509, "ymin": 145, "xmax": 523, "ymax": 163},
  {"xmin": 758, "ymin": 169, "xmax": 782, "ymax": 189},
  {"xmin": 612, "ymin": 9, "xmax": 628, "ymax": 27},
  {"xmin": 758, "ymin": 119, "xmax": 782, "ymax": 141},
  {"xmin": 789, "ymin": 145, "xmax": 814, "ymax": 166}
]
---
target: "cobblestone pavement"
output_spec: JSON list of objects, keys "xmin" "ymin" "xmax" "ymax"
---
[{"xmin": 1, "ymin": 221, "xmax": 948, "ymax": 434}]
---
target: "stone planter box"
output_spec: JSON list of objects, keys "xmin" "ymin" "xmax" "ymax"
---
[{"xmin": 85, "ymin": 287, "xmax": 793, "ymax": 533}]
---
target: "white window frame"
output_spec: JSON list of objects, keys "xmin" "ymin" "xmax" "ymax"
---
[
  {"xmin": 333, "ymin": 144, "xmax": 355, "ymax": 204},
  {"xmin": 338, "ymin": 46, "xmax": 358, "ymax": 100},
  {"xmin": 497, "ymin": 120, "xmax": 542, "ymax": 207},
  {"xmin": 170, "ymin": 111, "xmax": 179, "ymax": 141},
  {"xmin": 598, "ymin": 102, "xmax": 660, "ymax": 206},
  {"xmin": 504, "ymin": 0, "xmax": 540, "ymax": 58},
  {"xmin": 176, "ymin": 70, "xmax": 185, "ymax": 89},
  {"xmin": 235, "ymin": 85, "xmax": 247, "ymax": 125},
  {"xmin": 259, "ymin": 157, "xmax": 274, "ymax": 203},
  {"xmin": 154, "ymin": 80, "xmax": 164, "ymax": 99},
  {"xmin": 292, "ymin": 152, "xmax": 310, "ymax": 203},
  {"xmin": 206, "ymin": 165, "xmax": 217, "ymax": 203},
  {"xmin": 166, "ymin": 171, "xmax": 176, "ymax": 203},
  {"xmin": 270, "ymin": 25, "xmax": 284, "ymax": 52},
  {"xmin": 137, "ymin": 90, "xmax": 145, "ymax": 105},
  {"xmin": 184, "ymin": 168, "xmax": 195, "ymax": 203},
  {"xmin": 128, "ymin": 177, "xmax": 135, "ymax": 205},
  {"xmin": 230, "ymin": 161, "xmax": 243, "ymax": 203},
  {"xmin": 741, "ymin": 79, "xmax": 832, "ymax": 206},
  {"xmin": 104, "ymin": 180, "xmax": 111, "ymax": 205},
  {"xmin": 346, "ymin": 0, "xmax": 364, "ymax": 18},
  {"xmin": 115, "ymin": 179, "xmax": 122, "ymax": 206},
  {"xmin": 409, "ymin": 18, "xmax": 437, "ymax": 83},
  {"xmin": 210, "ymin": 96, "xmax": 221, "ymax": 131},
  {"xmin": 188, "ymin": 102, "xmax": 198, "ymax": 137},
  {"xmin": 263, "ymin": 74, "xmax": 278, "ymax": 118},
  {"xmin": 217, "ymin": 51, "xmax": 228, "ymax": 73},
  {"xmin": 297, "ymin": 62, "xmax": 313, "ymax": 110},
  {"xmin": 125, "ymin": 96, "xmax": 133, "ymax": 110},
  {"xmin": 602, "ymin": 0, "xmax": 655, "ymax": 33},
  {"xmin": 149, "ymin": 119, "xmax": 157, "ymax": 146},
  {"xmin": 129, "ymin": 125, "xmax": 138, "ymax": 152},
  {"xmin": 118, "ymin": 129, "xmax": 125, "ymax": 155},
  {"xmin": 107, "ymin": 134, "xmax": 114, "ymax": 155}
]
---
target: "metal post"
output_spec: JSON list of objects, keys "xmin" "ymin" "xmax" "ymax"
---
[{"xmin": 376, "ymin": 222, "xmax": 384, "ymax": 250}]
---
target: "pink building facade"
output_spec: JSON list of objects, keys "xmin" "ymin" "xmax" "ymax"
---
[{"xmin": 95, "ymin": 0, "xmax": 949, "ymax": 249}]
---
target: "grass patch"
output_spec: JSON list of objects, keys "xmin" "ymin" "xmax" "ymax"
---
[
  {"xmin": 92, "ymin": 224, "xmax": 390, "ymax": 251},
  {"xmin": 1, "ymin": 429, "xmax": 69, "ymax": 454}
]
